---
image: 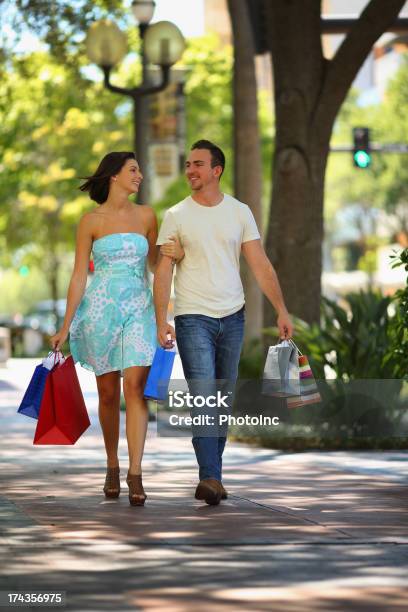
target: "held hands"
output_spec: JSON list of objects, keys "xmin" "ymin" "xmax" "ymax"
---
[
  {"xmin": 160, "ymin": 235, "xmax": 184, "ymax": 263},
  {"xmin": 277, "ymin": 310, "xmax": 294, "ymax": 340},
  {"xmin": 157, "ymin": 322, "xmax": 176, "ymax": 348},
  {"xmin": 50, "ymin": 328, "xmax": 69, "ymax": 351}
]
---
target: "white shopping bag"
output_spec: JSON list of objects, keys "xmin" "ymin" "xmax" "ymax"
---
[
  {"xmin": 262, "ymin": 340, "xmax": 300, "ymax": 397},
  {"xmin": 42, "ymin": 350, "xmax": 65, "ymax": 371}
]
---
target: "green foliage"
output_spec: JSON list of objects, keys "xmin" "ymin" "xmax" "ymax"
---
[
  {"xmin": 0, "ymin": 269, "xmax": 50, "ymax": 315},
  {"xmin": 183, "ymin": 35, "xmax": 233, "ymax": 154},
  {"xmin": 157, "ymin": 34, "xmax": 234, "ymax": 204},
  {"xmin": 294, "ymin": 291, "xmax": 401, "ymax": 380},
  {"xmin": 0, "ymin": 255, "xmax": 73, "ymax": 316},
  {"xmin": 238, "ymin": 286, "xmax": 407, "ymax": 450},
  {"xmin": 0, "ymin": 32, "xmax": 261, "ymax": 312},
  {"xmin": 292, "ymin": 292, "xmax": 406, "ymax": 447},
  {"xmin": 390, "ymin": 247, "xmax": 408, "ymax": 325},
  {"xmin": 386, "ymin": 248, "xmax": 408, "ymax": 375},
  {"xmin": 0, "ymin": 0, "xmax": 126, "ymax": 65},
  {"xmin": 238, "ymin": 337, "xmax": 265, "ymax": 379},
  {"xmin": 156, "ymin": 34, "xmax": 274, "ymax": 215},
  {"xmin": 0, "ymin": 49, "xmax": 133, "ymax": 304},
  {"xmin": 240, "ymin": 289, "xmax": 404, "ymax": 381}
]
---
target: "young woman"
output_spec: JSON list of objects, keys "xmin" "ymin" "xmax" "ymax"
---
[{"xmin": 51, "ymin": 151, "xmax": 183, "ymax": 506}]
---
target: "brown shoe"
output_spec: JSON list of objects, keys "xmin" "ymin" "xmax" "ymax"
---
[
  {"xmin": 195, "ymin": 478, "xmax": 223, "ymax": 505},
  {"xmin": 126, "ymin": 472, "xmax": 147, "ymax": 506},
  {"xmin": 103, "ymin": 467, "xmax": 120, "ymax": 498},
  {"xmin": 221, "ymin": 483, "xmax": 228, "ymax": 500}
]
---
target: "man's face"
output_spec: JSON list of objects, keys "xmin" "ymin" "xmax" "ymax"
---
[{"xmin": 185, "ymin": 149, "xmax": 221, "ymax": 191}]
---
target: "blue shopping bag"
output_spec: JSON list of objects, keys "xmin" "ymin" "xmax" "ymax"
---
[
  {"xmin": 17, "ymin": 351, "xmax": 63, "ymax": 419},
  {"xmin": 144, "ymin": 347, "xmax": 176, "ymax": 401},
  {"xmin": 17, "ymin": 364, "xmax": 51, "ymax": 419}
]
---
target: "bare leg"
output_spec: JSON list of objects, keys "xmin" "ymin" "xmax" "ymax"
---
[
  {"xmin": 123, "ymin": 366, "xmax": 150, "ymax": 476},
  {"xmin": 96, "ymin": 371, "xmax": 121, "ymax": 468}
]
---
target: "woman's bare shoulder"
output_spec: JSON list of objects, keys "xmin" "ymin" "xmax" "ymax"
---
[
  {"xmin": 78, "ymin": 208, "xmax": 102, "ymax": 232},
  {"xmin": 139, "ymin": 204, "xmax": 157, "ymax": 232},
  {"xmin": 85, "ymin": 205, "xmax": 105, "ymax": 217},
  {"xmin": 138, "ymin": 204, "xmax": 156, "ymax": 221}
]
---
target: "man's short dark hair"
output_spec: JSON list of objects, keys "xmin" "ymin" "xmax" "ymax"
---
[{"xmin": 191, "ymin": 139, "xmax": 225, "ymax": 177}]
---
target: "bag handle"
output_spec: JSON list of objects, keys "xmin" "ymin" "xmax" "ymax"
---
[
  {"xmin": 277, "ymin": 338, "xmax": 303, "ymax": 356},
  {"xmin": 164, "ymin": 333, "xmax": 177, "ymax": 353},
  {"xmin": 288, "ymin": 338, "xmax": 303, "ymax": 356},
  {"xmin": 43, "ymin": 349, "xmax": 65, "ymax": 369},
  {"xmin": 52, "ymin": 349, "xmax": 65, "ymax": 363}
]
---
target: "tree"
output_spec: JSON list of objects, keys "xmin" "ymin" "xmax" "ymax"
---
[
  {"xmin": 260, "ymin": 0, "xmax": 406, "ymax": 324},
  {"xmin": 153, "ymin": 34, "xmax": 234, "ymax": 213},
  {"xmin": 372, "ymin": 55, "xmax": 408, "ymax": 239},
  {"xmin": 227, "ymin": 0, "xmax": 263, "ymax": 341},
  {"xmin": 0, "ymin": 0, "xmax": 124, "ymax": 67},
  {"xmin": 0, "ymin": 50, "xmax": 132, "ymax": 318}
]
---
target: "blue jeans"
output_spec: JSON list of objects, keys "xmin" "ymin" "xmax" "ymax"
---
[{"xmin": 175, "ymin": 307, "xmax": 245, "ymax": 482}]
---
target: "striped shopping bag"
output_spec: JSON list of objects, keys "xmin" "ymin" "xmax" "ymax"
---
[{"xmin": 286, "ymin": 351, "xmax": 321, "ymax": 409}]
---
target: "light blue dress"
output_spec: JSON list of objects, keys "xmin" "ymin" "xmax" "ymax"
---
[{"xmin": 70, "ymin": 232, "xmax": 156, "ymax": 376}]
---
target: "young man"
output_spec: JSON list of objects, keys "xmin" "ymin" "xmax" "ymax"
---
[{"xmin": 154, "ymin": 140, "xmax": 293, "ymax": 506}]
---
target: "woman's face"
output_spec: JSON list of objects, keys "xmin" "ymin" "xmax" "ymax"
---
[{"xmin": 113, "ymin": 158, "xmax": 143, "ymax": 193}]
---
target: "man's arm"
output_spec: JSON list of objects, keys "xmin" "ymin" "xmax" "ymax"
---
[
  {"xmin": 153, "ymin": 254, "xmax": 176, "ymax": 347},
  {"xmin": 241, "ymin": 239, "xmax": 294, "ymax": 338}
]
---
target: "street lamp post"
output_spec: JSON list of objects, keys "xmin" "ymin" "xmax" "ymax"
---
[{"xmin": 86, "ymin": 1, "xmax": 185, "ymax": 203}]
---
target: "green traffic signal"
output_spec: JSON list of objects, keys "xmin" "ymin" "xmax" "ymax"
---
[
  {"xmin": 353, "ymin": 150, "xmax": 371, "ymax": 168},
  {"xmin": 19, "ymin": 265, "xmax": 30, "ymax": 277},
  {"xmin": 352, "ymin": 127, "xmax": 371, "ymax": 169}
]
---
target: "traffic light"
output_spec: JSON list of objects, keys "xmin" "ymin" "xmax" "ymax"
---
[
  {"xmin": 352, "ymin": 127, "xmax": 371, "ymax": 168},
  {"xmin": 19, "ymin": 265, "xmax": 30, "ymax": 277}
]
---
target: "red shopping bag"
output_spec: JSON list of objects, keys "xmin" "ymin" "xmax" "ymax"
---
[{"xmin": 33, "ymin": 356, "xmax": 90, "ymax": 445}]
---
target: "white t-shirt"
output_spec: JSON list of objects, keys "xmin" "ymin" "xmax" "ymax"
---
[{"xmin": 156, "ymin": 194, "xmax": 260, "ymax": 318}]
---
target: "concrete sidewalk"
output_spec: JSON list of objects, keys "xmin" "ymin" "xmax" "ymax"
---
[{"xmin": 1, "ymin": 360, "xmax": 408, "ymax": 611}]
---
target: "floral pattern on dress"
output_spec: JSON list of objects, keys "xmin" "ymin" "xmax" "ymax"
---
[{"xmin": 70, "ymin": 233, "xmax": 156, "ymax": 376}]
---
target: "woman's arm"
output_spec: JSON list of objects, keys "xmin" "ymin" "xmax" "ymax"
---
[
  {"xmin": 50, "ymin": 214, "xmax": 93, "ymax": 349},
  {"xmin": 160, "ymin": 237, "xmax": 184, "ymax": 263},
  {"xmin": 144, "ymin": 206, "xmax": 159, "ymax": 273},
  {"xmin": 144, "ymin": 206, "xmax": 184, "ymax": 272},
  {"xmin": 143, "ymin": 206, "xmax": 184, "ymax": 273}
]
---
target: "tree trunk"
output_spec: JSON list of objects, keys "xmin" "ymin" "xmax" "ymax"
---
[
  {"xmin": 46, "ymin": 246, "xmax": 60, "ymax": 327},
  {"xmin": 227, "ymin": 0, "xmax": 263, "ymax": 342},
  {"xmin": 47, "ymin": 212, "xmax": 61, "ymax": 328},
  {"xmin": 263, "ymin": 0, "xmax": 406, "ymax": 327},
  {"xmin": 265, "ymin": 142, "xmax": 327, "ymax": 325}
]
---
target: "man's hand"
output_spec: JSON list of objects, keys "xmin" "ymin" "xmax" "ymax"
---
[
  {"xmin": 277, "ymin": 310, "xmax": 294, "ymax": 340},
  {"xmin": 157, "ymin": 321, "xmax": 176, "ymax": 348}
]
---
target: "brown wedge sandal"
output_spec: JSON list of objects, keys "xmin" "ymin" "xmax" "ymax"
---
[
  {"xmin": 103, "ymin": 467, "xmax": 120, "ymax": 499},
  {"xmin": 126, "ymin": 473, "xmax": 147, "ymax": 506}
]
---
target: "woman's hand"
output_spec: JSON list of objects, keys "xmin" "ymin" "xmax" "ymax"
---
[
  {"xmin": 160, "ymin": 235, "xmax": 184, "ymax": 263},
  {"xmin": 50, "ymin": 327, "xmax": 69, "ymax": 351}
]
